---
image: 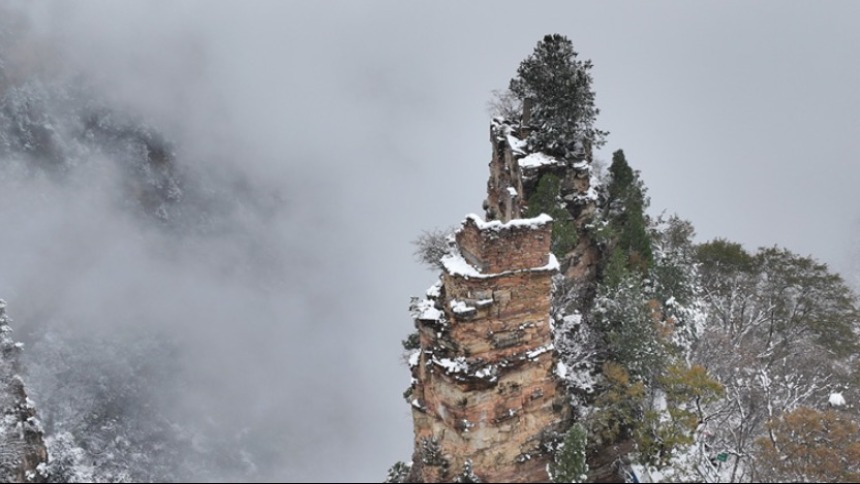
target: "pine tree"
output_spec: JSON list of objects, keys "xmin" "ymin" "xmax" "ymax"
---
[
  {"xmin": 509, "ymin": 34, "xmax": 606, "ymax": 159},
  {"xmin": 525, "ymin": 173, "xmax": 578, "ymax": 258},
  {"xmin": 604, "ymin": 149, "xmax": 652, "ymax": 273},
  {"xmin": 552, "ymin": 424, "xmax": 589, "ymax": 483},
  {"xmin": 592, "ymin": 275, "xmax": 666, "ymax": 382},
  {"xmin": 383, "ymin": 461, "xmax": 412, "ymax": 483},
  {"xmin": 454, "ymin": 460, "xmax": 482, "ymax": 483}
]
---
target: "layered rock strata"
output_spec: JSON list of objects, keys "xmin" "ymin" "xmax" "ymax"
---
[{"xmin": 408, "ymin": 215, "xmax": 563, "ymax": 483}]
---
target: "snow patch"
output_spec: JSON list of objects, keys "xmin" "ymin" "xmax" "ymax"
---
[
  {"xmin": 463, "ymin": 213, "xmax": 553, "ymax": 232},
  {"xmin": 450, "ymin": 299, "xmax": 477, "ymax": 315},
  {"xmin": 571, "ymin": 159, "xmax": 589, "ymax": 171},
  {"xmin": 413, "ymin": 299, "xmax": 442, "ymax": 321},
  {"xmin": 441, "ymin": 251, "xmax": 560, "ymax": 279},
  {"xmin": 563, "ymin": 313, "xmax": 583, "ymax": 325},
  {"xmin": 526, "ymin": 343, "xmax": 554, "ymax": 360},
  {"xmin": 519, "ymin": 152, "xmax": 561, "ymax": 170},
  {"xmin": 475, "ymin": 298, "xmax": 494, "ymax": 308},
  {"xmin": 555, "ymin": 361, "xmax": 568, "ymax": 379},
  {"xmin": 829, "ymin": 392, "xmax": 846, "ymax": 407},
  {"xmin": 474, "ymin": 365, "xmax": 498, "ymax": 380},
  {"xmin": 426, "ymin": 281, "xmax": 442, "ymax": 298},
  {"xmin": 441, "ymin": 252, "xmax": 482, "ymax": 278},
  {"xmin": 507, "ymin": 134, "xmax": 527, "ymax": 155},
  {"xmin": 408, "ymin": 351, "xmax": 420, "ymax": 369},
  {"xmin": 433, "ymin": 356, "xmax": 469, "ymax": 374},
  {"xmin": 431, "ymin": 356, "xmax": 498, "ymax": 382}
]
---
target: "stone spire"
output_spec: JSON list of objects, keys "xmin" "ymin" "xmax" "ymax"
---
[{"xmin": 407, "ymin": 214, "xmax": 563, "ymax": 483}]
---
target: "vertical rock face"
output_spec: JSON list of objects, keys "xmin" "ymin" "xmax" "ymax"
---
[
  {"xmin": 408, "ymin": 215, "xmax": 563, "ymax": 483},
  {"xmin": 0, "ymin": 301, "xmax": 48, "ymax": 483},
  {"xmin": 484, "ymin": 118, "xmax": 600, "ymax": 283},
  {"xmin": 406, "ymin": 114, "xmax": 605, "ymax": 483}
]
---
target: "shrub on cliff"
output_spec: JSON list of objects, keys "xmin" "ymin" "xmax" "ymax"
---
[
  {"xmin": 383, "ymin": 461, "xmax": 411, "ymax": 483},
  {"xmin": 551, "ymin": 423, "xmax": 588, "ymax": 483},
  {"xmin": 412, "ymin": 227, "xmax": 453, "ymax": 271}
]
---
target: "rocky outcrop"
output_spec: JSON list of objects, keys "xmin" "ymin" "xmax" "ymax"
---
[
  {"xmin": 408, "ymin": 215, "xmax": 564, "ymax": 483},
  {"xmin": 0, "ymin": 301, "xmax": 47, "ymax": 483},
  {"xmin": 405, "ymin": 111, "xmax": 606, "ymax": 483},
  {"xmin": 484, "ymin": 118, "xmax": 600, "ymax": 283}
]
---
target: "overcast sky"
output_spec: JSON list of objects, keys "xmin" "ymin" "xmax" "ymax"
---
[{"xmin": 7, "ymin": 1, "xmax": 860, "ymax": 482}]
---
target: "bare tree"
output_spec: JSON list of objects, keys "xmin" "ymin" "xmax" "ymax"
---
[
  {"xmin": 486, "ymin": 89, "xmax": 522, "ymax": 121},
  {"xmin": 412, "ymin": 227, "xmax": 454, "ymax": 271}
]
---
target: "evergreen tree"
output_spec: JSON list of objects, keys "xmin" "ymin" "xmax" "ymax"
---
[
  {"xmin": 525, "ymin": 173, "xmax": 578, "ymax": 258},
  {"xmin": 635, "ymin": 363, "xmax": 723, "ymax": 467},
  {"xmin": 592, "ymin": 274, "xmax": 666, "ymax": 382},
  {"xmin": 589, "ymin": 362, "xmax": 647, "ymax": 447},
  {"xmin": 604, "ymin": 149, "xmax": 652, "ymax": 274},
  {"xmin": 508, "ymin": 34, "xmax": 606, "ymax": 159},
  {"xmin": 649, "ymin": 215, "xmax": 698, "ymax": 307},
  {"xmin": 552, "ymin": 424, "xmax": 589, "ymax": 483},
  {"xmin": 454, "ymin": 460, "xmax": 482, "ymax": 483},
  {"xmin": 383, "ymin": 461, "xmax": 412, "ymax": 483}
]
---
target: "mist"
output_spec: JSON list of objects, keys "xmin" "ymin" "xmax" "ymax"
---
[
  {"xmin": 1, "ymin": 1, "xmax": 860, "ymax": 482},
  {"xmin": 1, "ymin": 2, "xmax": 425, "ymax": 481}
]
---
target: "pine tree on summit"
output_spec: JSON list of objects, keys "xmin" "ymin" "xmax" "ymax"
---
[{"xmin": 508, "ymin": 34, "xmax": 606, "ymax": 159}]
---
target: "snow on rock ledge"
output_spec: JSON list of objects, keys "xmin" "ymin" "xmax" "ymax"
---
[
  {"xmin": 463, "ymin": 213, "xmax": 553, "ymax": 232},
  {"xmin": 519, "ymin": 152, "xmax": 561, "ymax": 170},
  {"xmin": 442, "ymin": 251, "xmax": 559, "ymax": 279}
]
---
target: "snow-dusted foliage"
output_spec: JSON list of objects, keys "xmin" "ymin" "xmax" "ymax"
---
[
  {"xmin": 41, "ymin": 433, "xmax": 94, "ymax": 484},
  {"xmin": 383, "ymin": 461, "xmax": 411, "ymax": 483},
  {"xmin": 0, "ymin": 16, "xmax": 292, "ymax": 482},
  {"xmin": 506, "ymin": 34, "xmax": 606, "ymax": 159},
  {"xmin": 412, "ymin": 227, "xmax": 455, "ymax": 271},
  {"xmin": 25, "ymin": 323, "xmax": 261, "ymax": 483},
  {"xmin": 685, "ymin": 241, "xmax": 860, "ymax": 482},
  {"xmin": 0, "ymin": 301, "xmax": 46, "ymax": 483},
  {"xmin": 550, "ymin": 423, "xmax": 588, "ymax": 483},
  {"xmin": 27, "ymin": 326, "xmax": 183, "ymax": 483},
  {"xmin": 0, "ymin": 77, "xmax": 185, "ymax": 223},
  {"xmin": 592, "ymin": 275, "xmax": 667, "ymax": 382},
  {"xmin": 567, "ymin": 210, "xmax": 860, "ymax": 482},
  {"xmin": 454, "ymin": 460, "xmax": 482, "ymax": 483},
  {"xmin": 550, "ymin": 171, "xmax": 860, "ymax": 483}
]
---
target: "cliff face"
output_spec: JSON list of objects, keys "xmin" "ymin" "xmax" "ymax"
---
[
  {"xmin": 484, "ymin": 118, "xmax": 599, "ymax": 283},
  {"xmin": 409, "ymin": 215, "xmax": 562, "ymax": 483},
  {"xmin": 406, "ymin": 115, "xmax": 600, "ymax": 483},
  {"xmin": 0, "ymin": 301, "xmax": 47, "ymax": 483}
]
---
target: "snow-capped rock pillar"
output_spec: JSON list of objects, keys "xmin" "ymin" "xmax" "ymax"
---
[{"xmin": 408, "ymin": 215, "xmax": 563, "ymax": 483}]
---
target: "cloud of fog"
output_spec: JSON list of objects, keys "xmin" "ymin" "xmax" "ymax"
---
[{"xmin": 0, "ymin": 2, "xmax": 432, "ymax": 482}]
